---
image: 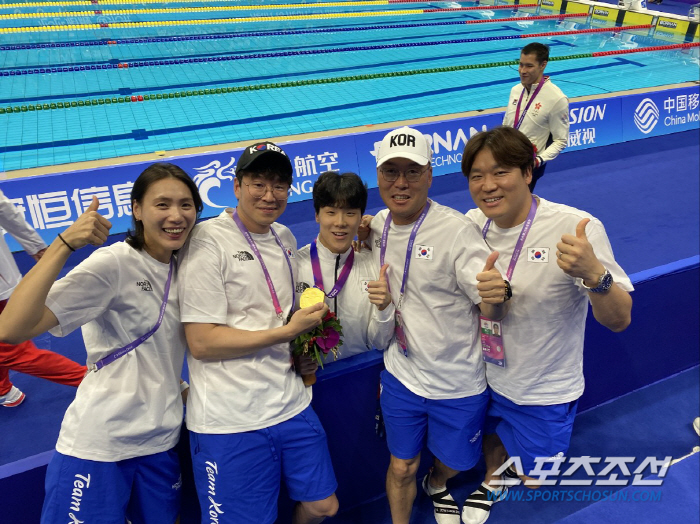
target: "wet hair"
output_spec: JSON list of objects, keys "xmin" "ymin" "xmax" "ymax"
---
[
  {"xmin": 235, "ymin": 156, "xmax": 294, "ymax": 186},
  {"xmin": 312, "ymin": 171, "xmax": 368, "ymax": 215},
  {"xmin": 461, "ymin": 126, "xmax": 535, "ymax": 179},
  {"xmin": 126, "ymin": 162, "xmax": 203, "ymax": 251},
  {"xmin": 521, "ymin": 42, "xmax": 549, "ymax": 64}
]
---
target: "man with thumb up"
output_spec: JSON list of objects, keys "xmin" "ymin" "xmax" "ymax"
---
[
  {"xmin": 461, "ymin": 126, "xmax": 633, "ymax": 524},
  {"xmin": 296, "ymin": 171, "xmax": 395, "ymax": 361}
]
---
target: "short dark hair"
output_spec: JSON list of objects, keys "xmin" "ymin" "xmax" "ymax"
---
[
  {"xmin": 235, "ymin": 156, "xmax": 293, "ymax": 186},
  {"xmin": 126, "ymin": 163, "xmax": 203, "ymax": 251},
  {"xmin": 461, "ymin": 126, "xmax": 535, "ymax": 179},
  {"xmin": 312, "ymin": 171, "xmax": 368, "ymax": 214},
  {"xmin": 521, "ymin": 42, "xmax": 549, "ymax": 64}
]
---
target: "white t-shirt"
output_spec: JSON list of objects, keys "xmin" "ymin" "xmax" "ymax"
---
[
  {"xmin": 502, "ymin": 79, "xmax": 569, "ymax": 164},
  {"xmin": 368, "ymin": 200, "xmax": 491, "ymax": 400},
  {"xmin": 296, "ymin": 240, "xmax": 394, "ymax": 360},
  {"xmin": 178, "ymin": 211, "xmax": 310, "ymax": 434},
  {"xmin": 46, "ymin": 242, "xmax": 186, "ymax": 462},
  {"xmin": 466, "ymin": 198, "xmax": 634, "ymax": 405}
]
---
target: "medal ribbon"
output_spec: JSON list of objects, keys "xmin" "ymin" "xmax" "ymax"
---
[
  {"xmin": 481, "ymin": 196, "xmax": 537, "ymax": 281},
  {"xmin": 379, "ymin": 200, "xmax": 431, "ymax": 307},
  {"xmin": 232, "ymin": 209, "xmax": 295, "ymax": 319},
  {"xmin": 513, "ymin": 75, "xmax": 549, "ymax": 130},
  {"xmin": 309, "ymin": 238, "xmax": 354, "ymax": 299},
  {"xmin": 92, "ymin": 257, "xmax": 173, "ymax": 372}
]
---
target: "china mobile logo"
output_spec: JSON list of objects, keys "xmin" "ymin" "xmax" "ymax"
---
[
  {"xmin": 192, "ymin": 158, "xmax": 236, "ymax": 208},
  {"xmin": 634, "ymin": 99, "xmax": 660, "ymax": 134},
  {"xmin": 205, "ymin": 461, "xmax": 225, "ymax": 523},
  {"xmin": 491, "ymin": 455, "xmax": 671, "ymax": 486}
]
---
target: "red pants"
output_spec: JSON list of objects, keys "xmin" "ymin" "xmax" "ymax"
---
[{"xmin": 0, "ymin": 299, "xmax": 86, "ymax": 395}]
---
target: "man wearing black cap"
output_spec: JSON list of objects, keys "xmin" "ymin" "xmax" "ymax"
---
[{"xmin": 179, "ymin": 142, "xmax": 339, "ymax": 524}]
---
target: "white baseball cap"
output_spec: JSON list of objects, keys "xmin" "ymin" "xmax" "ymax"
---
[{"xmin": 376, "ymin": 126, "xmax": 432, "ymax": 167}]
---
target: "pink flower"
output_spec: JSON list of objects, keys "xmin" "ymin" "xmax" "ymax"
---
[{"xmin": 315, "ymin": 327, "xmax": 340, "ymax": 353}]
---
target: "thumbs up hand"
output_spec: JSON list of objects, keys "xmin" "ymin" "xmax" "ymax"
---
[
  {"xmin": 477, "ymin": 252, "xmax": 509, "ymax": 304},
  {"xmin": 368, "ymin": 264, "xmax": 392, "ymax": 311},
  {"xmin": 556, "ymin": 218, "xmax": 605, "ymax": 284},
  {"xmin": 59, "ymin": 196, "xmax": 113, "ymax": 251}
]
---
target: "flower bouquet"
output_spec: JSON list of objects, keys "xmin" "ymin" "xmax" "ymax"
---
[{"xmin": 292, "ymin": 310, "xmax": 344, "ymax": 386}]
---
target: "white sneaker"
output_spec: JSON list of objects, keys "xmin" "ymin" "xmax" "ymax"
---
[
  {"xmin": 461, "ymin": 481, "xmax": 509, "ymax": 524},
  {"xmin": 693, "ymin": 417, "xmax": 700, "ymax": 437},
  {"xmin": 0, "ymin": 386, "xmax": 26, "ymax": 407},
  {"xmin": 422, "ymin": 473, "xmax": 461, "ymax": 524}
]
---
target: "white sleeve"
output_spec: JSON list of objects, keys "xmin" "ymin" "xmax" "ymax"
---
[
  {"xmin": 178, "ymin": 236, "xmax": 229, "ymax": 324},
  {"xmin": 368, "ymin": 296, "xmax": 395, "ymax": 352},
  {"xmin": 541, "ymin": 96, "xmax": 570, "ymax": 164},
  {"xmin": 0, "ymin": 189, "xmax": 47, "ymax": 255},
  {"xmin": 46, "ymin": 249, "xmax": 118, "ymax": 336},
  {"xmin": 453, "ymin": 222, "xmax": 492, "ymax": 305}
]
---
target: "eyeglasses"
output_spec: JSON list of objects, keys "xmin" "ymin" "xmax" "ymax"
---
[
  {"xmin": 379, "ymin": 165, "xmax": 429, "ymax": 183},
  {"xmin": 242, "ymin": 181, "xmax": 290, "ymax": 200}
]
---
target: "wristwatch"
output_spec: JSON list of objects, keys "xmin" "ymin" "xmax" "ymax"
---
[
  {"xmin": 503, "ymin": 280, "xmax": 513, "ymax": 301},
  {"xmin": 581, "ymin": 269, "xmax": 613, "ymax": 293}
]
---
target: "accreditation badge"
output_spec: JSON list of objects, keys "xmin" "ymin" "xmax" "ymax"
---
[
  {"xmin": 395, "ymin": 311, "xmax": 409, "ymax": 357},
  {"xmin": 480, "ymin": 316, "xmax": 506, "ymax": 367}
]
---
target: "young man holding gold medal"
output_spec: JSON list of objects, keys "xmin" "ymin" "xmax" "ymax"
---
[
  {"xmin": 296, "ymin": 171, "xmax": 394, "ymax": 363},
  {"xmin": 460, "ymin": 126, "xmax": 632, "ymax": 524},
  {"xmin": 178, "ymin": 142, "xmax": 339, "ymax": 524},
  {"xmin": 365, "ymin": 127, "xmax": 510, "ymax": 524}
]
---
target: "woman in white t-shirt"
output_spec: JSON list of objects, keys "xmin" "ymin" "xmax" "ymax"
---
[{"xmin": 0, "ymin": 163, "xmax": 202, "ymax": 524}]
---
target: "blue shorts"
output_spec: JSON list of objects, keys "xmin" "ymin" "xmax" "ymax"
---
[
  {"xmin": 379, "ymin": 370, "xmax": 488, "ymax": 471},
  {"xmin": 41, "ymin": 448, "xmax": 181, "ymax": 524},
  {"xmin": 190, "ymin": 406, "xmax": 338, "ymax": 524},
  {"xmin": 486, "ymin": 389, "xmax": 579, "ymax": 475}
]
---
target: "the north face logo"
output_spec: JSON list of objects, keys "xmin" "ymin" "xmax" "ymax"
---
[
  {"xmin": 136, "ymin": 279, "xmax": 152, "ymax": 291},
  {"xmin": 233, "ymin": 251, "xmax": 254, "ymax": 261}
]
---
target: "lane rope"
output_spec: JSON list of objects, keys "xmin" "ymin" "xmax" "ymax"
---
[
  {"xmin": 1, "ymin": 13, "xmax": 586, "ymax": 51},
  {"xmin": 0, "ymin": 4, "xmax": 537, "ymax": 32},
  {"xmin": 3, "ymin": 40, "xmax": 695, "ymax": 115}
]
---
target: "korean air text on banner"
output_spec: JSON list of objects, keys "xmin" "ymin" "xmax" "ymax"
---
[{"xmin": 1, "ymin": 135, "xmax": 360, "ymax": 253}]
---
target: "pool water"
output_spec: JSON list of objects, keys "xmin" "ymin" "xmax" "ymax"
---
[{"xmin": 1, "ymin": 0, "xmax": 698, "ymax": 172}]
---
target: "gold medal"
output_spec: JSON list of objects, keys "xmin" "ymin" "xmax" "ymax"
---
[{"xmin": 300, "ymin": 287, "xmax": 325, "ymax": 308}]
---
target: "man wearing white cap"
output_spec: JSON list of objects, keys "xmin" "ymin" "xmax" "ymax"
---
[{"xmin": 367, "ymin": 126, "xmax": 511, "ymax": 524}]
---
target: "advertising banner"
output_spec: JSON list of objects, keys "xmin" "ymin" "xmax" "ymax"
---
[{"xmin": 621, "ymin": 85, "xmax": 700, "ymax": 141}]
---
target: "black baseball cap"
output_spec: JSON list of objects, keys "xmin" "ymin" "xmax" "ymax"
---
[{"xmin": 237, "ymin": 141, "xmax": 293, "ymax": 178}]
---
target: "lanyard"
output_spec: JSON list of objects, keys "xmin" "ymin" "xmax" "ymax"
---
[
  {"xmin": 514, "ymin": 76, "xmax": 549, "ymax": 130},
  {"xmin": 481, "ymin": 196, "xmax": 537, "ymax": 281},
  {"xmin": 232, "ymin": 209, "xmax": 295, "ymax": 319},
  {"xmin": 379, "ymin": 200, "xmax": 431, "ymax": 309},
  {"xmin": 92, "ymin": 257, "xmax": 173, "ymax": 372},
  {"xmin": 309, "ymin": 238, "xmax": 354, "ymax": 299}
]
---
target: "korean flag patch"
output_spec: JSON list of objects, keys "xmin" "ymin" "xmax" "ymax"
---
[
  {"xmin": 285, "ymin": 247, "xmax": 295, "ymax": 258},
  {"xmin": 528, "ymin": 247, "xmax": 549, "ymax": 263},
  {"xmin": 415, "ymin": 245, "xmax": 433, "ymax": 260}
]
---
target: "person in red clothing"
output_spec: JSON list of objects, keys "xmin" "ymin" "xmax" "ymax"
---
[{"xmin": 0, "ymin": 188, "xmax": 85, "ymax": 407}]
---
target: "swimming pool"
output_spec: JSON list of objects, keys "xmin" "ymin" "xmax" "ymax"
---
[{"xmin": 1, "ymin": 0, "xmax": 698, "ymax": 172}]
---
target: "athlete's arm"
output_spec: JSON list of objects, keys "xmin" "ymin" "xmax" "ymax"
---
[
  {"xmin": 185, "ymin": 302, "xmax": 328, "ymax": 360},
  {"xmin": 0, "ymin": 197, "xmax": 111, "ymax": 343},
  {"xmin": 557, "ymin": 218, "xmax": 631, "ymax": 332},
  {"xmin": 540, "ymin": 97, "xmax": 569, "ymax": 163}
]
